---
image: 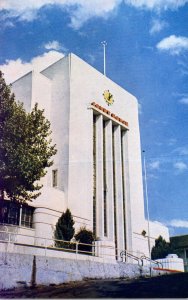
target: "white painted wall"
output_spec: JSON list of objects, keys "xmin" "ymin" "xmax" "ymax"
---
[
  {"xmin": 12, "ymin": 72, "xmax": 32, "ymax": 112},
  {"xmin": 156, "ymin": 254, "xmax": 184, "ymax": 272},
  {"xmin": 0, "ymin": 243, "xmax": 167, "ymax": 290},
  {"xmin": 11, "ymin": 53, "xmax": 169, "ymax": 258},
  {"xmin": 69, "ymin": 53, "xmax": 146, "ymax": 251}
]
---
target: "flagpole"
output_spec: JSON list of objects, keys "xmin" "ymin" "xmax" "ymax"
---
[
  {"xmin": 101, "ymin": 41, "xmax": 107, "ymax": 76},
  {"xmin": 143, "ymin": 150, "xmax": 151, "ymax": 267}
]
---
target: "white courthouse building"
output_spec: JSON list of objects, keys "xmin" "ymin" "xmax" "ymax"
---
[{"xmin": 9, "ymin": 53, "xmax": 169, "ymax": 259}]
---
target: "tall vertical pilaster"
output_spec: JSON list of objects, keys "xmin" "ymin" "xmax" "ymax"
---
[
  {"xmin": 113, "ymin": 125, "xmax": 125, "ymax": 255},
  {"xmin": 95, "ymin": 115, "xmax": 104, "ymax": 239},
  {"xmin": 105, "ymin": 120, "xmax": 115, "ymax": 241},
  {"xmin": 121, "ymin": 131, "xmax": 133, "ymax": 253}
]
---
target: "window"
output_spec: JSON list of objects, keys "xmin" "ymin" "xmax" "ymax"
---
[
  {"xmin": 0, "ymin": 200, "xmax": 34, "ymax": 228},
  {"xmin": 7, "ymin": 203, "xmax": 20, "ymax": 225},
  {"xmin": 21, "ymin": 206, "xmax": 34, "ymax": 228},
  {"xmin": 52, "ymin": 169, "xmax": 58, "ymax": 187},
  {"xmin": 0, "ymin": 201, "xmax": 19, "ymax": 226}
]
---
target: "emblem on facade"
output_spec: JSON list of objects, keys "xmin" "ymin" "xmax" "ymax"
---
[{"xmin": 103, "ymin": 90, "xmax": 114, "ymax": 106}]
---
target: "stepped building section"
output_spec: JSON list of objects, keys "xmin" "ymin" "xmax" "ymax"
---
[{"xmin": 8, "ymin": 53, "xmax": 169, "ymax": 258}]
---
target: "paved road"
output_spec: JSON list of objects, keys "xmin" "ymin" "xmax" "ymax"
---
[{"xmin": 0, "ymin": 272, "xmax": 188, "ymax": 298}]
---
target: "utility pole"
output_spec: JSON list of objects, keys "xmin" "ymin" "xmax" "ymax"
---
[{"xmin": 101, "ymin": 41, "xmax": 107, "ymax": 76}]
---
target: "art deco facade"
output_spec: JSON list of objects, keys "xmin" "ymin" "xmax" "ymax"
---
[{"xmin": 11, "ymin": 53, "xmax": 169, "ymax": 258}]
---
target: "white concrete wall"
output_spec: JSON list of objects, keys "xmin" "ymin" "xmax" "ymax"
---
[
  {"xmin": 149, "ymin": 221, "xmax": 170, "ymax": 242},
  {"xmin": 16, "ymin": 227, "xmax": 35, "ymax": 245},
  {"xmin": 11, "ymin": 53, "xmax": 169, "ymax": 258},
  {"xmin": 41, "ymin": 57, "xmax": 71, "ymax": 197},
  {"xmin": 0, "ymin": 243, "xmax": 162, "ymax": 290},
  {"xmin": 12, "ymin": 59, "xmax": 71, "ymax": 240},
  {"xmin": 131, "ymin": 219, "xmax": 170, "ymax": 257},
  {"xmin": 156, "ymin": 256, "xmax": 184, "ymax": 272},
  {"xmin": 12, "ymin": 72, "xmax": 32, "ymax": 112},
  {"xmin": 0, "ymin": 225, "xmax": 35, "ymax": 245},
  {"xmin": 69, "ymin": 53, "xmax": 146, "ymax": 253}
]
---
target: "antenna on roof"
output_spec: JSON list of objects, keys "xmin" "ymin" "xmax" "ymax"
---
[{"xmin": 101, "ymin": 41, "xmax": 107, "ymax": 76}]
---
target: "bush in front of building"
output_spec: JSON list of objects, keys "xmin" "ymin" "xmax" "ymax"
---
[
  {"xmin": 75, "ymin": 227, "xmax": 95, "ymax": 255},
  {"xmin": 54, "ymin": 208, "xmax": 75, "ymax": 249}
]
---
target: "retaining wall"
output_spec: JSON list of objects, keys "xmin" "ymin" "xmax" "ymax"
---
[{"xmin": 0, "ymin": 243, "xmax": 168, "ymax": 290}]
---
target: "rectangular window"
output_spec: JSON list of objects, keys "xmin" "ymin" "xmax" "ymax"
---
[
  {"xmin": 21, "ymin": 206, "xmax": 34, "ymax": 228},
  {"xmin": 7, "ymin": 203, "xmax": 20, "ymax": 226},
  {"xmin": 52, "ymin": 169, "xmax": 58, "ymax": 187},
  {"xmin": 0, "ymin": 200, "xmax": 34, "ymax": 228}
]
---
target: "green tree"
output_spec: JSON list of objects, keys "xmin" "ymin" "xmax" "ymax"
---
[
  {"xmin": 75, "ymin": 227, "xmax": 95, "ymax": 254},
  {"xmin": 54, "ymin": 209, "xmax": 75, "ymax": 248},
  {"xmin": 151, "ymin": 235, "xmax": 172, "ymax": 260},
  {"xmin": 0, "ymin": 71, "xmax": 57, "ymax": 202}
]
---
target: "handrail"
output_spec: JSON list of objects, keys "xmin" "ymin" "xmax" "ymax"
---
[
  {"xmin": 0, "ymin": 228, "xmax": 143, "ymax": 261},
  {"xmin": 0, "ymin": 229, "xmax": 93, "ymax": 252},
  {"xmin": 0, "ymin": 229, "xmax": 114, "ymax": 258},
  {"xmin": 0, "ymin": 228, "xmax": 164, "ymax": 265},
  {"xmin": 120, "ymin": 251, "xmax": 164, "ymax": 269},
  {"xmin": 140, "ymin": 255, "xmax": 163, "ymax": 269},
  {"xmin": 120, "ymin": 250, "xmax": 143, "ymax": 266}
]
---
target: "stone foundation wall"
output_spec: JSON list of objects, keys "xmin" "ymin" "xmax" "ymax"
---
[
  {"xmin": 0, "ymin": 243, "xmax": 169, "ymax": 290},
  {"xmin": 0, "ymin": 251, "xmax": 152, "ymax": 290}
]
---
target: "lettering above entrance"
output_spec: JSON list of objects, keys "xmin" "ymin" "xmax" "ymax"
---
[{"xmin": 91, "ymin": 102, "xmax": 129, "ymax": 128}]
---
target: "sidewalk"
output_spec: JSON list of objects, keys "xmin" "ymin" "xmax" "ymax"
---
[{"xmin": 0, "ymin": 272, "xmax": 187, "ymax": 298}]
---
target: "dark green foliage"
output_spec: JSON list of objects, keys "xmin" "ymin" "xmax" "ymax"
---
[
  {"xmin": 75, "ymin": 227, "xmax": 95, "ymax": 254},
  {"xmin": 151, "ymin": 235, "xmax": 173, "ymax": 260},
  {"xmin": 54, "ymin": 209, "xmax": 75, "ymax": 248},
  {"xmin": 170, "ymin": 238, "xmax": 184, "ymax": 258},
  {"xmin": 0, "ymin": 71, "xmax": 57, "ymax": 202}
]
